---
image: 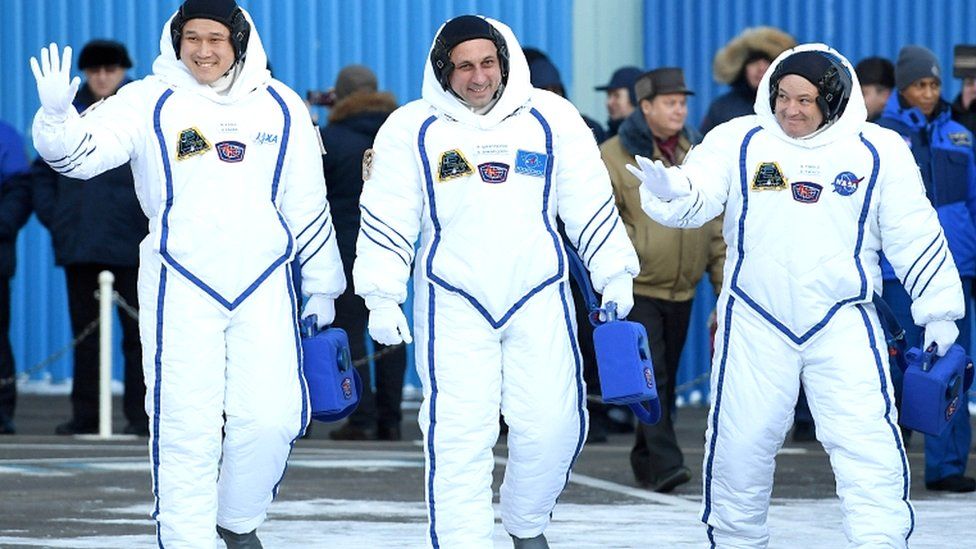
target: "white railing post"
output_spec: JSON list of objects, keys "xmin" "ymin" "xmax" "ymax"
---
[{"xmin": 98, "ymin": 270, "xmax": 115, "ymax": 438}]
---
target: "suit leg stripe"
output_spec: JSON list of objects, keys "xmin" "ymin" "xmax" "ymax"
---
[
  {"xmin": 151, "ymin": 266, "xmax": 167, "ymax": 548},
  {"xmin": 856, "ymin": 304, "xmax": 915, "ymax": 539},
  {"xmin": 426, "ymin": 283, "xmax": 440, "ymax": 548},
  {"xmin": 702, "ymin": 296, "xmax": 735, "ymax": 527},
  {"xmin": 558, "ymin": 282, "xmax": 587, "ymax": 491}
]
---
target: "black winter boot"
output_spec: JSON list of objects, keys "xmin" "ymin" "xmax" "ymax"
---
[
  {"xmin": 511, "ymin": 533, "xmax": 549, "ymax": 548},
  {"xmin": 217, "ymin": 525, "xmax": 263, "ymax": 549}
]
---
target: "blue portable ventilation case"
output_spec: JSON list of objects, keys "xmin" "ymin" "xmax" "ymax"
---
[
  {"xmin": 301, "ymin": 316, "xmax": 362, "ymax": 423},
  {"xmin": 566, "ymin": 245, "xmax": 660, "ymax": 424},
  {"xmin": 873, "ymin": 298, "xmax": 974, "ymax": 437},
  {"xmin": 900, "ymin": 344, "xmax": 973, "ymax": 437}
]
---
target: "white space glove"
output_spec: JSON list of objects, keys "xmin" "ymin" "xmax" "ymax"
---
[
  {"xmin": 625, "ymin": 155, "xmax": 691, "ymax": 202},
  {"xmin": 600, "ymin": 274, "xmax": 634, "ymax": 320},
  {"xmin": 29, "ymin": 43, "xmax": 81, "ymax": 118},
  {"xmin": 367, "ymin": 299, "xmax": 412, "ymax": 346},
  {"xmin": 302, "ymin": 294, "xmax": 335, "ymax": 329},
  {"xmin": 923, "ymin": 320, "xmax": 958, "ymax": 357}
]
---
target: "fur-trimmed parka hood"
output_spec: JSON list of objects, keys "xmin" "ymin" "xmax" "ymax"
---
[
  {"xmin": 328, "ymin": 91, "xmax": 398, "ymax": 124},
  {"xmin": 713, "ymin": 26, "xmax": 796, "ymax": 85}
]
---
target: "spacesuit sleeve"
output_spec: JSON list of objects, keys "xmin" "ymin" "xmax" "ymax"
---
[
  {"xmin": 31, "ymin": 83, "xmax": 144, "ymax": 180},
  {"xmin": 352, "ymin": 109, "xmax": 422, "ymax": 306},
  {"xmin": 554, "ymin": 105, "xmax": 638, "ymax": 292},
  {"xmin": 876, "ymin": 132, "xmax": 964, "ymax": 325},
  {"xmin": 278, "ymin": 94, "xmax": 346, "ymax": 299},
  {"xmin": 639, "ymin": 123, "xmax": 737, "ymax": 229}
]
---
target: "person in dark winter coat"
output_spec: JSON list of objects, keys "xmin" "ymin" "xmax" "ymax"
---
[
  {"xmin": 0, "ymin": 121, "xmax": 33, "ymax": 435},
  {"xmin": 699, "ymin": 26, "xmax": 795, "ymax": 135},
  {"xmin": 523, "ymin": 47, "xmax": 607, "ymax": 143},
  {"xmin": 320, "ymin": 65, "xmax": 406, "ymax": 441},
  {"xmin": 31, "ymin": 39, "xmax": 150, "ymax": 436}
]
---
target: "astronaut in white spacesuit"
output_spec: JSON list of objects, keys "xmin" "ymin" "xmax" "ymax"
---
[
  {"xmin": 628, "ymin": 43, "xmax": 963, "ymax": 548},
  {"xmin": 29, "ymin": 0, "xmax": 344, "ymax": 546},
  {"xmin": 352, "ymin": 15, "xmax": 638, "ymax": 549}
]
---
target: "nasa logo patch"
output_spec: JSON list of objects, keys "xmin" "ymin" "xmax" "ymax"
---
[
  {"xmin": 791, "ymin": 182, "xmax": 823, "ymax": 203},
  {"xmin": 478, "ymin": 162, "xmax": 510, "ymax": 183},
  {"xmin": 341, "ymin": 377, "xmax": 353, "ymax": 400},
  {"xmin": 831, "ymin": 171, "xmax": 863, "ymax": 196},
  {"xmin": 437, "ymin": 149, "xmax": 472, "ymax": 181},
  {"xmin": 514, "ymin": 150, "xmax": 548, "ymax": 177},
  {"xmin": 176, "ymin": 127, "xmax": 211, "ymax": 160},
  {"xmin": 215, "ymin": 141, "xmax": 246, "ymax": 163},
  {"xmin": 752, "ymin": 162, "xmax": 787, "ymax": 191}
]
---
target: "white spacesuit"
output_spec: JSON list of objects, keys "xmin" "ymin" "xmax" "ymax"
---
[
  {"xmin": 353, "ymin": 15, "xmax": 638, "ymax": 548},
  {"xmin": 31, "ymin": 5, "xmax": 344, "ymax": 547},
  {"xmin": 630, "ymin": 44, "xmax": 964, "ymax": 547}
]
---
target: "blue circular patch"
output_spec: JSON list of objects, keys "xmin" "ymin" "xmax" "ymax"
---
[{"xmin": 831, "ymin": 171, "xmax": 862, "ymax": 196}]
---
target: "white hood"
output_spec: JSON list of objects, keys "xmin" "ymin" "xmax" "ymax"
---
[
  {"xmin": 150, "ymin": 7, "xmax": 271, "ymax": 104},
  {"xmin": 421, "ymin": 16, "xmax": 532, "ymax": 129},
  {"xmin": 753, "ymin": 43, "xmax": 867, "ymax": 148}
]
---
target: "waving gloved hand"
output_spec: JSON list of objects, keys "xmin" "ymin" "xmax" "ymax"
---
[
  {"xmin": 302, "ymin": 294, "xmax": 336, "ymax": 329},
  {"xmin": 923, "ymin": 320, "xmax": 958, "ymax": 357},
  {"xmin": 625, "ymin": 155, "xmax": 691, "ymax": 202},
  {"xmin": 600, "ymin": 274, "xmax": 634, "ymax": 320},
  {"xmin": 367, "ymin": 298, "xmax": 412, "ymax": 346},
  {"xmin": 29, "ymin": 43, "xmax": 81, "ymax": 118}
]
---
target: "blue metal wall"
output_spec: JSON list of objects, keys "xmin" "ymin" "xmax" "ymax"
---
[
  {"xmin": 1, "ymin": 0, "xmax": 573, "ymax": 384},
  {"xmin": 6, "ymin": 0, "xmax": 976, "ymax": 398},
  {"xmin": 642, "ymin": 0, "xmax": 976, "ymax": 401}
]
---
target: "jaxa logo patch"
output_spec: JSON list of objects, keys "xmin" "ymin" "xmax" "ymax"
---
[
  {"xmin": 478, "ymin": 162, "xmax": 510, "ymax": 184},
  {"xmin": 254, "ymin": 132, "xmax": 278, "ymax": 145},
  {"xmin": 215, "ymin": 141, "xmax": 246, "ymax": 163},
  {"xmin": 176, "ymin": 127, "xmax": 210, "ymax": 160},
  {"xmin": 437, "ymin": 149, "xmax": 473, "ymax": 181},
  {"xmin": 515, "ymin": 150, "xmax": 548, "ymax": 177},
  {"xmin": 362, "ymin": 148, "xmax": 374, "ymax": 181},
  {"xmin": 949, "ymin": 132, "xmax": 973, "ymax": 147},
  {"xmin": 791, "ymin": 182, "xmax": 823, "ymax": 203},
  {"xmin": 831, "ymin": 171, "xmax": 863, "ymax": 196},
  {"xmin": 751, "ymin": 162, "xmax": 787, "ymax": 190}
]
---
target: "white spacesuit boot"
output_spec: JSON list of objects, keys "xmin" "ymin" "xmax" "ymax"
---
[
  {"xmin": 217, "ymin": 525, "xmax": 263, "ymax": 549},
  {"xmin": 511, "ymin": 533, "xmax": 549, "ymax": 548}
]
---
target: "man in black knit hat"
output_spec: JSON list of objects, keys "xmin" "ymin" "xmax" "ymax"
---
[
  {"xmin": 354, "ymin": 14, "xmax": 637, "ymax": 549},
  {"xmin": 630, "ymin": 43, "xmax": 963, "ymax": 546}
]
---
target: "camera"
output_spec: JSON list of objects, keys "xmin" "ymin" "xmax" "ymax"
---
[{"xmin": 307, "ymin": 89, "xmax": 337, "ymax": 107}]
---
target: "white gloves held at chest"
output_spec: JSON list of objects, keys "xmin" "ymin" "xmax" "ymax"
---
[
  {"xmin": 923, "ymin": 320, "xmax": 958, "ymax": 357},
  {"xmin": 367, "ymin": 298, "xmax": 413, "ymax": 346},
  {"xmin": 625, "ymin": 155, "xmax": 691, "ymax": 202},
  {"xmin": 600, "ymin": 274, "xmax": 634, "ymax": 320},
  {"xmin": 30, "ymin": 43, "xmax": 81, "ymax": 118}
]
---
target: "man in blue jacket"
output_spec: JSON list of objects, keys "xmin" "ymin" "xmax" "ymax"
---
[
  {"xmin": 878, "ymin": 45, "xmax": 976, "ymax": 493},
  {"xmin": 32, "ymin": 39, "xmax": 150, "ymax": 436},
  {"xmin": 0, "ymin": 121, "xmax": 33, "ymax": 435}
]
